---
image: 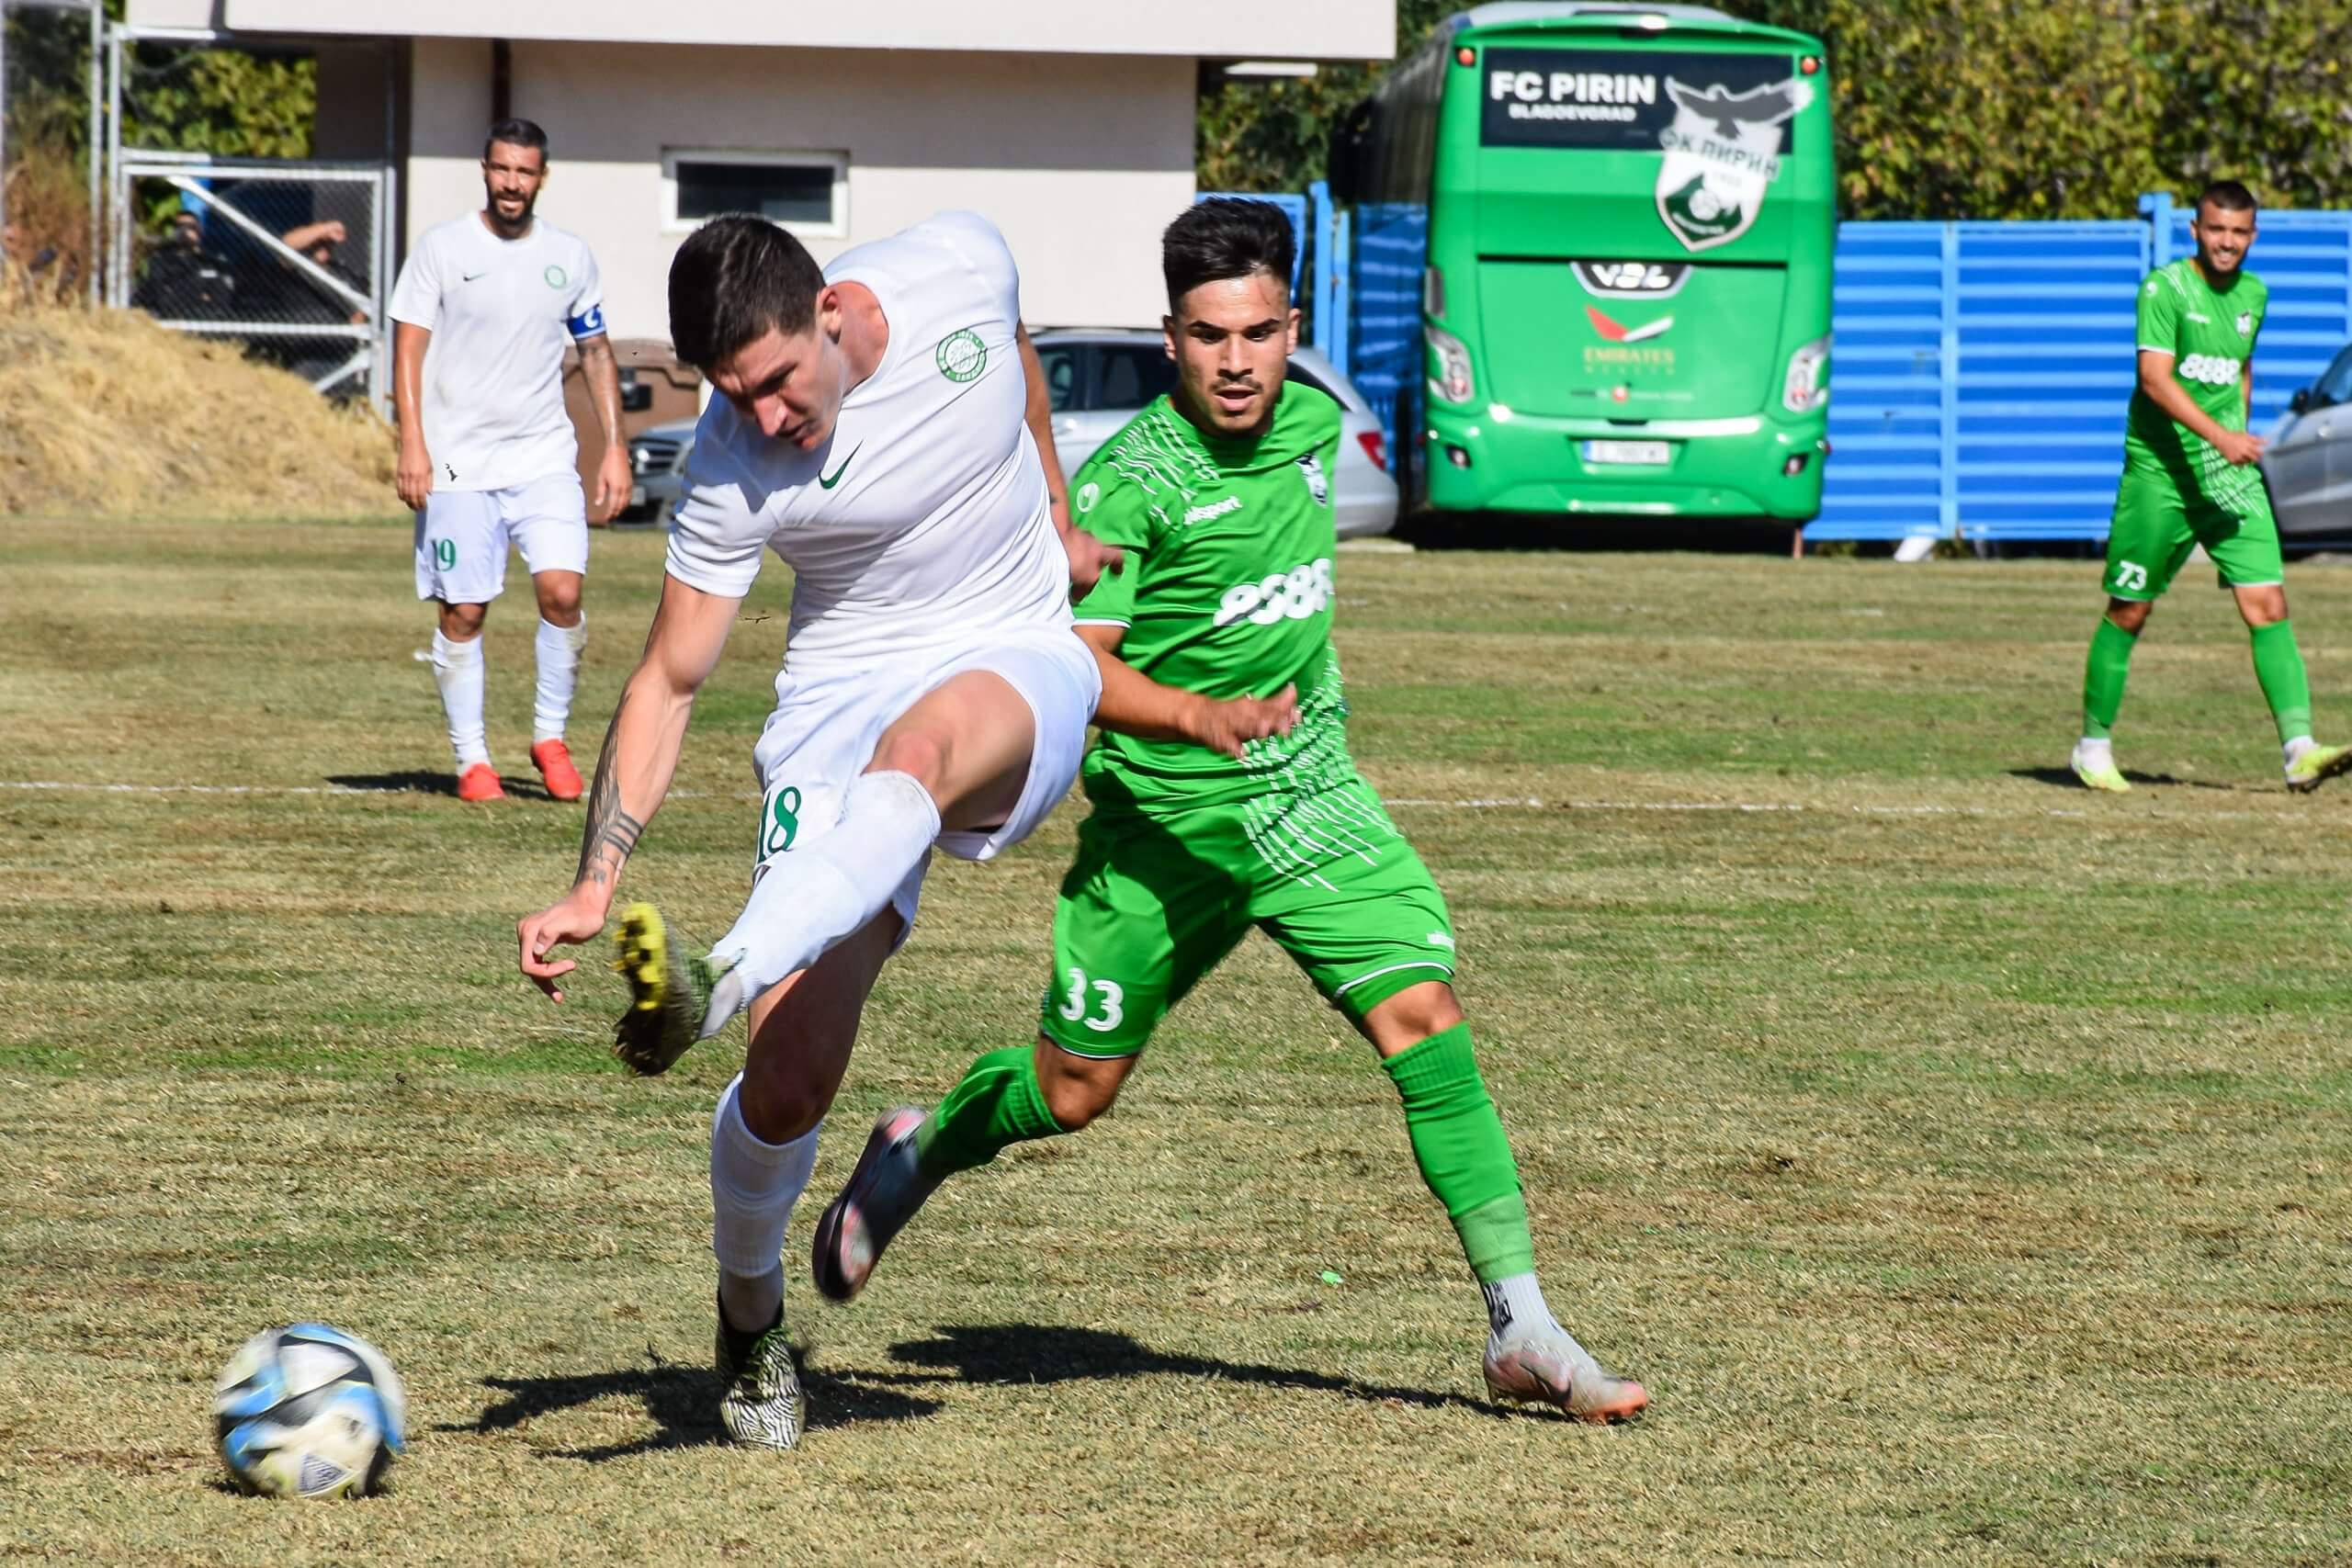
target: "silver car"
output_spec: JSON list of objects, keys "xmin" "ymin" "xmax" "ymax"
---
[
  {"xmin": 1032, "ymin": 329, "xmax": 1399, "ymax": 539},
  {"xmin": 2265, "ymin": 344, "xmax": 2352, "ymax": 544},
  {"xmin": 623, "ymin": 333, "xmax": 1401, "ymax": 539}
]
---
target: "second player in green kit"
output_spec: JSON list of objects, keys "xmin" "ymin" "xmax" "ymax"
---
[
  {"xmin": 810, "ymin": 198, "xmax": 1648, "ymax": 1424},
  {"xmin": 2075, "ymin": 179, "xmax": 2352, "ymax": 794}
]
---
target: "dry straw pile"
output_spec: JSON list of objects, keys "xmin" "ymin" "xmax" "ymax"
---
[{"xmin": 0, "ymin": 274, "xmax": 400, "ymax": 520}]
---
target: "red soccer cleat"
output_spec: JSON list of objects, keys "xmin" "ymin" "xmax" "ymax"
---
[
  {"xmin": 531, "ymin": 739, "xmax": 584, "ymax": 802},
  {"xmin": 456, "ymin": 762, "xmax": 505, "ymax": 803}
]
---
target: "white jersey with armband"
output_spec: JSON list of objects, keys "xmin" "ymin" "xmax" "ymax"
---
[
  {"xmin": 663, "ymin": 210, "xmax": 1070, "ymax": 670},
  {"xmin": 388, "ymin": 214, "xmax": 606, "ymax": 491}
]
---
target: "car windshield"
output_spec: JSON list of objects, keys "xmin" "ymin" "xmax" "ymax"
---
[
  {"xmin": 2316, "ymin": 345, "xmax": 2352, "ymax": 410},
  {"xmin": 1096, "ymin": 344, "xmax": 1176, "ymax": 410}
]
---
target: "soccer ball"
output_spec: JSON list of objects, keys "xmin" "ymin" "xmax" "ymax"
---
[{"xmin": 212, "ymin": 1323, "xmax": 406, "ymax": 1499}]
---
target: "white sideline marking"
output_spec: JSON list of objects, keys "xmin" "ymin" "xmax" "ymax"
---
[{"xmin": 0, "ymin": 779, "xmax": 2309, "ymax": 823}]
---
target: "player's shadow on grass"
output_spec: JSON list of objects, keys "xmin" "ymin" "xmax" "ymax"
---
[
  {"xmin": 324, "ymin": 769, "xmax": 562, "ymax": 802},
  {"xmin": 446, "ymin": 1347, "xmax": 942, "ymax": 1461},
  {"xmin": 888, "ymin": 1324, "xmax": 1518, "ymax": 1420},
  {"xmin": 2007, "ymin": 765, "xmax": 2234, "ymax": 792}
]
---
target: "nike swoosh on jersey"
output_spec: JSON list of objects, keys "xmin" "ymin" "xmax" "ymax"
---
[
  {"xmin": 819, "ymin": 442, "xmax": 863, "ymax": 490},
  {"xmin": 461, "ymin": 271, "xmax": 487, "ymax": 282}
]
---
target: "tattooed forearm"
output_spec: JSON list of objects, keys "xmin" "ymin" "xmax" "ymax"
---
[{"xmin": 575, "ymin": 690, "xmax": 646, "ymax": 887}]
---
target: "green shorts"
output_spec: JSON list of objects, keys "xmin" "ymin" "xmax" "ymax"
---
[
  {"xmin": 2103, "ymin": 460, "xmax": 2283, "ymax": 601},
  {"xmin": 1038, "ymin": 775, "xmax": 1458, "ymax": 1057}
]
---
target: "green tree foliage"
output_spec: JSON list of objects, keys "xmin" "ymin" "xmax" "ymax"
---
[{"xmin": 1198, "ymin": 0, "xmax": 2352, "ymax": 218}]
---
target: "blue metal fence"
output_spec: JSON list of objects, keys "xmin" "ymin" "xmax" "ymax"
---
[{"xmin": 1310, "ymin": 193, "xmax": 2352, "ymax": 540}]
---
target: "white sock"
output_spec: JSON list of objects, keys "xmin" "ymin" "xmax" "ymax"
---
[
  {"xmin": 430, "ymin": 628, "xmax": 490, "ymax": 769},
  {"xmin": 2285, "ymin": 735, "xmax": 2317, "ymax": 766},
  {"xmin": 710, "ymin": 1073, "xmax": 820, "ymax": 1333},
  {"xmin": 1482, "ymin": 1272, "xmax": 1574, "ymax": 1348},
  {"xmin": 533, "ymin": 615, "xmax": 587, "ymax": 745},
  {"xmin": 2076, "ymin": 736, "xmax": 2113, "ymax": 765},
  {"xmin": 701, "ymin": 770, "xmax": 942, "ymax": 1037}
]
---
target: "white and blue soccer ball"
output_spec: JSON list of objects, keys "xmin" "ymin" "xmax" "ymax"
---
[{"xmin": 213, "ymin": 1323, "xmax": 406, "ymax": 1499}]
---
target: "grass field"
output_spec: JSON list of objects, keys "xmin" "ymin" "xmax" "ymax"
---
[{"xmin": 5, "ymin": 517, "xmax": 2351, "ymax": 1565}]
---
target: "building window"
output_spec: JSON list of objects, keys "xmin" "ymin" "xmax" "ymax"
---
[{"xmin": 662, "ymin": 150, "xmax": 848, "ymax": 237}]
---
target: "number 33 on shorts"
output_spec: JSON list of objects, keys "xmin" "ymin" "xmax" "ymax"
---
[{"xmin": 1056, "ymin": 967, "xmax": 1124, "ymax": 1032}]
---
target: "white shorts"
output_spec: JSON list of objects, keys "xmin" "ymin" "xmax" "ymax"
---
[
  {"xmin": 747, "ymin": 626, "xmax": 1102, "ymax": 943},
  {"xmin": 413, "ymin": 474, "xmax": 589, "ymax": 604}
]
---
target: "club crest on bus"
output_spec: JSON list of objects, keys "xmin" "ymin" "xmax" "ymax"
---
[{"xmin": 1655, "ymin": 75, "xmax": 1811, "ymax": 253}]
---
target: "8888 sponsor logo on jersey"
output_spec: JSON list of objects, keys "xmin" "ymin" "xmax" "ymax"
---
[
  {"xmin": 2177, "ymin": 353, "xmax": 2244, "ymax": 388},
  {"xmin": 1215, "ymin": 558, "xmax": 1333, "ymax": 628}
]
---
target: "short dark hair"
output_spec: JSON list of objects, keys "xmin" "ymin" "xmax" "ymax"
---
[
  {"xmin": 669, "ymin": 215, "xmax": 830, "ymax": 368},
  {"xmin": 2199, "ymin": 179, "xmax": 2256, "ymax": 214},
  {"xmin": 483, "ymin": 118, "xmax": 548, "ymax": 163},
  {"xmin": 1162, "ymin": 197, "xmax": 1295, "ymax": 313}
]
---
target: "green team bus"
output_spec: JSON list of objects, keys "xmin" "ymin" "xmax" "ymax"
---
[{"xmin": 1329, "ymin": 3, "xmax": 1834, "ymax": 523}]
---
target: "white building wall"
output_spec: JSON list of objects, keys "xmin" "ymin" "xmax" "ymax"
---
[
  {"xmin": 404, "ymin": 40, "xmax": 1193, "ymax": 337},
  {"xmin": 224, "ymin": 0, "xmax": 1393, "ymax": 59}
]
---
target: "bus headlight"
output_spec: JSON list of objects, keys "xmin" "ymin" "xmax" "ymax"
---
[
  {"xmin": 1783, "ymin": 334, "xmax": 1830, "ymax": 413},
  {"xmin": 1426, "ymin": 323, "xmax": 1476, "ymax": 405}
]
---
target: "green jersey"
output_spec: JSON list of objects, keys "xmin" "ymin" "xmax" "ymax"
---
[
  {"xmin": 2123, "ymin": 257, "xmax": 2267, "ymax": 510},
  {"xmin": 1069, "ymin": 381, "xmax": 1348, "ymax": 813}
]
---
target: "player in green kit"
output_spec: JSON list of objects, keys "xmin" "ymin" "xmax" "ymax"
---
[
  {"xmin": 2074, "ymin": 180, "xmax": 2352, "ymax": 794},
  {"xmin": 808, "ymin": 199, "xmax": 1647, "ymax": 1424}
]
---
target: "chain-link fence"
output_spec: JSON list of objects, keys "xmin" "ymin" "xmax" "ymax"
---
[
  {"xmin": 100, "ymin": 27, "xmax": 392, "ymax": 403},
  {"xmin": 0, "ymin": 0, "xmax": 103, "ymax": 304},
  {"xmin": 115, "ymin": 157, "xmax": 388, "ymax": 399}
]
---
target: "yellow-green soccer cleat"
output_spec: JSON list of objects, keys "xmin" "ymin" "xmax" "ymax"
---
[
  {"xmin": 2070, "ymin": 742, "xmax": 2132, "ymax": 794},
  {"xmin": 2285, "ymin": 741, "xmax": 2352, "ymax": 795},
  {"xmin": 609, "ymin": 903, "xmax": 727, "ymax": 1077}
]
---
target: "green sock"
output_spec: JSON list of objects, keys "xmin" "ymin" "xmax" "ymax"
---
[
  {"xmin": 912, "ymin": 1043, "xmax": 1065, "ymax": 1181},
  {"xmin": 1381, "ymin": 1023, "xmax": 1535, "ymax": 1283},
  {"xmin": 2250, "ymin": 620, "xmax": 2313, "ymax": 745},
  {"xmin": 2082, "ymin": 615, "xmax": 2137, "ymax": 739}
]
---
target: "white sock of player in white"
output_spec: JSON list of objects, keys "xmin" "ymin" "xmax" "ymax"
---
[
  {"xmin": 699, "ymin": 769, "xmax": 943, "ymax": 1037},
  {"xmin": 710, "ymin": 1073, "xmax": 820, "ymax": 1333},
  {"xmin": 533, "ymin": 615, "xmax": 587, "ymax": 746},
  {"xmin": 430, "ymin": 627, "xmax": 491, "ymax": 770}
]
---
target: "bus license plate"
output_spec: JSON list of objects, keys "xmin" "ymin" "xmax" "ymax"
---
[{"xmin": 1584, "ymin": 440, "xmax": 1671, "ymax": 466}]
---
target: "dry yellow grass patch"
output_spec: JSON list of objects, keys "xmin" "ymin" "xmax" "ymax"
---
[{"xmin": 0, "ymin": 288, "xmax": 400, "ymax": 520}]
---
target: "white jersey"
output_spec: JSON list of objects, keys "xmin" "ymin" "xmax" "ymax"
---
[
  {"xmin": 389, "ymin": 214, "xmax": 606, "ymax": 492},
  {"xmin": 664, "ymin": 210, "xmax": 1069, "ymax": 670}
]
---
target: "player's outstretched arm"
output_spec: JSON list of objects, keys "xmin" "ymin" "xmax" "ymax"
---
[
  {"xmin": 577, "ymin": 333, "xmax": 633, "ymax": 522},
  {"xmin": 517, "ymin": 575, "xmax": 742, "ymax": 998},
  {"xmin": 1076, "ymin": 625, "xmax": 1296, "ymax": 761},
  {"xmin": 1017, "ymin": 323, "xmax": 1123, "ymax": 593},
  {"xmin": 392, "ymin": 322, "xmax": 434, "ymax": 508}
]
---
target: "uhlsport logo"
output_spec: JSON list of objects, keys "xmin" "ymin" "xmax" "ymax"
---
[
  {"xmin": 936, "ymin": 328, "xmax": 988, "ymax": 383},
  {"xmin": 543, "ymin": 264, "xmax": 567, "ymax": 288},
  {"xmin": 1183, "ymin": 495, "xmax": 1244, "ymax": 527},
  {"xmin": 1656, "ymin": 75, "xmax": 1812, "ymax": 252},
  {"xmin": 1076, "ymin": 481, "xmax": 1101, "ymax": 514}
]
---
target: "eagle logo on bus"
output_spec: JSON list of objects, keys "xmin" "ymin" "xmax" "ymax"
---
[{"xmin": 1655, "ymin": 75, "xmax": 1812, "ymax": 253}]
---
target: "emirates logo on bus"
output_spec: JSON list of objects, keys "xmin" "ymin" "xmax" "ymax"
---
[{"xmin": 1586, "ymin": 305, "xmax": 1673, "ymax": 344}]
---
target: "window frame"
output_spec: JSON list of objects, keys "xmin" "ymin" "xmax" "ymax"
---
[{"xmin": 661, "ymin": 148, "xmax": 850, "ymax": 238}]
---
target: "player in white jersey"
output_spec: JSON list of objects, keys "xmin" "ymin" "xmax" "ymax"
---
[
  {"xmin": 390, "ymin": 118, "xmax": 632, "ymax": 805},
  {"xmin": 515, "ymin": 210, "xmax": 1135, "ymax": 1450}
]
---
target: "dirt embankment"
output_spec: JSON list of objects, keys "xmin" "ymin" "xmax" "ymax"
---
[{"xmin": 0, "ymin": 288, "xmax": 400, "ymax": 519}]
